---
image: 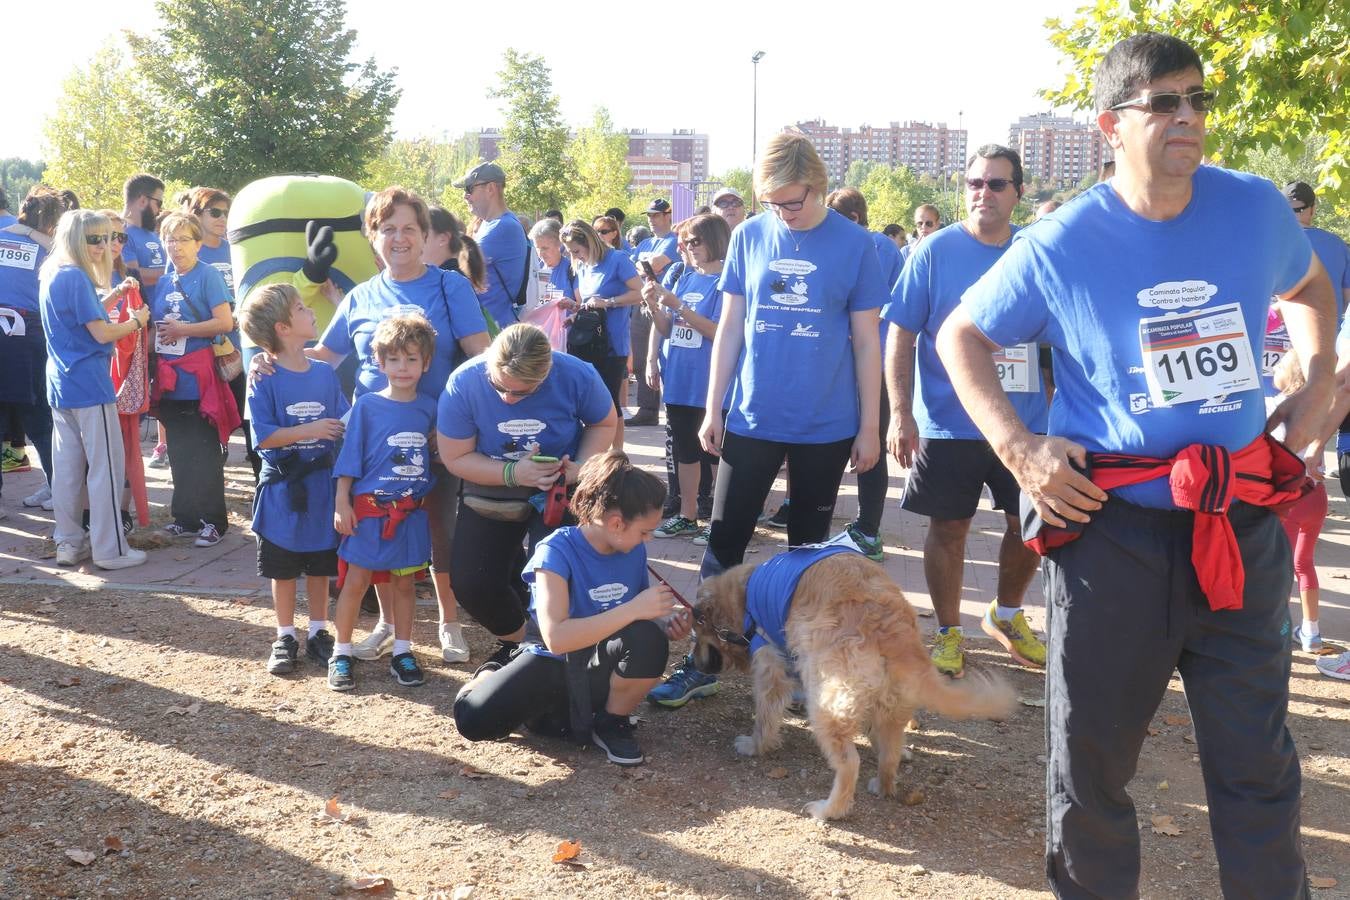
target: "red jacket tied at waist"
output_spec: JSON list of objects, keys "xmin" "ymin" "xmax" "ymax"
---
[
  {"xmin": 1025, "ymin": 433, "xmax": 1308, "ymax": 611},
  {"xmin": 153, "ymin": 347, "xmax": 241, "ymax": 445},
  {"xmin": 353, "ymin": 493, "xmax": 426, "ymax": 540}
]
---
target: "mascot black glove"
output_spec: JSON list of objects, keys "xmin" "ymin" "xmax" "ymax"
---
[{"xmin": 303, "ymin": 220, "xmax": 339, "ymax": 284}]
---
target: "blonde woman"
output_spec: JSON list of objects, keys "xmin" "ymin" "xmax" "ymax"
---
[
  {"xmin": 38, "ymin": 210, "xmax": 149, "ymax": 569},
  {"xmin": 436, "ymin": 323, "xmax": 617, "ymax": 669}
]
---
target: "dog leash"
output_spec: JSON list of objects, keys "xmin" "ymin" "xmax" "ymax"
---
[{"xmin": 646, "ymin": 563, "xmax": 696, "ymax": 614}]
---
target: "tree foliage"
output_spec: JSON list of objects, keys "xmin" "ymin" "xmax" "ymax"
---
[
  {"xmin": 490, "ymin": 49, "xmax": 574, "ymax": 217},
  {"xmin": 128, "ymin": 0, "xmax": 399, "ymax": 192},
  {"xmin": 567, "ymin": 108, "xmax": 632, "ymax": 220},
  {"xmin": 712, "ymin": 168, "xmax": 753, "ymax": 200},
  {"xmin": 42, "ymin": 41, "xmax": 148, "ymax": 210},
  {"xmin": 364, "ymin": 133, "xmax": 482, "ymax": 222},
  {"xmin": 1042, "ymin": 0, "xmax": 1350, "ymax": 206},
  {"xmin": 1, "ymin": 158, "xmax": 47, "ymax": 209}
]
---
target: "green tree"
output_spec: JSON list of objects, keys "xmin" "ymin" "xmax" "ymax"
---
[
  {"xmin": 490, "ymin": 49, "xmax": 574, "ymax": 216},
  {"xmin": 844, "ymin": 160, "xmax": 882, "ymax": 188},
  {"xmin": 364, "ymin": 132, "xmax": 482, "ymax": 222},
  {"xmin": 712, "ymin": 168, "xmax": 753, "ymax": 199},
  {"xmin": 567, "ymin": 108, "xmax": 632, "ymax": 220},
  {"xmin": 1, "ymin": 158, "xmax": 47, "ymax": 209},
  {"xmin": 858, "ymin": 164, "xmax": 923, "ymax": 228},
  {"xmin": 41, "ymin": 41, "xmax": 148, "ymax": 209},
  {"xmin": 1042, "ymin": 0, "xmax": 1350, "ymax": 207},
  {"xmin": 1243, "ymin": 138, "xmax": 1349, "ymax": 235},
  {"xmin": 128, "ymin": 0, "xmax": 399, "ymax": 192}
]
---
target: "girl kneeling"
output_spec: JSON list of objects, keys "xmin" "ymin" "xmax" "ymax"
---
[{"xmin": 453, "ymin": 451, "xmax": 689, "ymax": 765}]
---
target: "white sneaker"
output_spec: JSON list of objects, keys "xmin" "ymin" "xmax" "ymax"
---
[
  {"xmin": 353, "ymin": 625, "xmax": 394, "ymax": 661},
  {"xmin": 55, "ymin": 539, "xmax": 91, "ymax": 566},
  {"xmin": 23, "ymin": 485, "xmax": 52, "ymax": 509},
  {"xmin": 95, "ymin": 548, "xmax": 147, "ymax": 570},
  {"xmin": 440, "ymin": 622, "xmax": 470, "ymax": 664}
]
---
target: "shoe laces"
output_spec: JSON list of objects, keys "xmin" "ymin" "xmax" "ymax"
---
[
  {"xmin": 332, "ymin": 657, "xmax": 352, "ymax": 675},
  {"xmin": 395, "ymin": 655, "xmax": 418, "ymax": 672}
]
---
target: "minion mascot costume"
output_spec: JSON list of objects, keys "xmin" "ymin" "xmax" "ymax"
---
[{"xmin": 228, "ymin": 174, "xmax": 377, "ymax": 389}]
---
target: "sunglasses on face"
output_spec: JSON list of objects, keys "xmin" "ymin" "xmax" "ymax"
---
[
  {"xmin": 683, "ymin": 236, "xmax": 703, "ymax": 248},
  {"xmin": 205, "ymin": 207, "xmax": 229, "ymax": 218},
  {"xmin": 714, "ymin": 199, "xmax": 743, "ymax": 209},
  {"xmin": 1291, "ymin": 205, "xmax": 1310, "ymax": 213},
  {"xmin": 111, "ymin": 232, "xmax": 127, "ymax": 243},
  {"xmin": 1110, "ymin": 89, "xmax": 1215, "ymax": 115},
  {"xmin": 85, "ymin": 234, "xmax": 111, "ymax": 245},
  {"xmin": 596, "ymin": 227, "xmax": 616, "ymax": 236},
  {"xmin": 760, "ymin": 186, "xmax": 811, "ymax": 213},
  {"xmin": 488, "ymin": 375, "xmax": 539, "ymax": 398},
  {"xmin": 966, "ymin": 178, "xmax": 1015, "ymax": 193}
]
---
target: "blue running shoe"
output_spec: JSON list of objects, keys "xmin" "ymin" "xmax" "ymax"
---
[
  {"xmin": 647, "ymin": 655, "xmax": 719, "ymax": 708},
  {"xmin": 389, "ymin": 652, "xmax": 425, "ymax": 687},
  {"xmin": 327, "ymin": 654, "xmax": 355, "ymax": 692}
]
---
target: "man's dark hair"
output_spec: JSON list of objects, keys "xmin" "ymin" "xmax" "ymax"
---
[
  {"xmin": 123, "ymin": 173, "xmax": 165, "ymax": 205},
  {"xmin": 967, "ymin": 144, "xmax": 1024, "ymax": 191},
  {"xmin": 544, "ymin": 209, "xmax": 563, "ymax": 223},
  {"xmin": 60, "ymin": 189, "xmax": 80, "ymax": 210},
  {"xmin": 1283, "ymin": 181, "xmax": 1316, "ymax": 209},
  {"xmin": 604, "ymin": 207, "xmax": 625, "ymax": 224},
  {"xmin": 882, "ymin": 223, "xmax": 903, "ymax": 238},
  {"xmin": 1094, "ymin": 33, "xmax": 1204, "ymax": 112}
]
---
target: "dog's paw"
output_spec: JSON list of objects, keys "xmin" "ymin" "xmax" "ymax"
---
[
  {"xmin": 733, "ymin": 735, "xmax": 757, "ymax": 757},
  {"xmin": 803, "ymin": 798, "xmax": 842, "ymax": 821},
  {"xmin": 901, "ymin": 747, "xmax": 913, "ymax": 763}
]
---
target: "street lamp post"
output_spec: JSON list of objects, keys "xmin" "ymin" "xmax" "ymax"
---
[{"xmin": 752, "ymin": 50, "xmax": 765, "ymax": 211}]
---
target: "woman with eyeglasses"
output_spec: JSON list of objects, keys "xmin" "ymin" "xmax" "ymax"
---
[
  {"xmin": 561, "ymin": 220, "xmax": 642, "ymax": 450},
  {"xmin": 437, "ymin": 323, "xmax": 617, "ymax": 670},
  {"xmin": 0, "ymin": 187, "xmax": 66, "ymax": 512},
  {"xmin": 39, "ymin": 209, "xmax": 150, "ymax": 569},
  {"xmin": 591, "ymin": 216, "xmax": 622, "ymax": 252}
]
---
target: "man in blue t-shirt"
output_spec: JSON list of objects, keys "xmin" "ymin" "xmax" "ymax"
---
[
  {"xmin": 120, "ymin": 174, "xmax": 167, "ymax": 291},
  {"xmin": 627, "ymin": 198, "xmax": 680, "ymax": 427},
  {"xmin": 938, "ymin": 34, "xmax": 1335, "ymax": 899},
  {"xmin": 457, "ymin": 162, "xmax": 528, "ymax": 329},
  {"xmin": 884, "ymin": 144, "xmax": 1049, "ymax": 679}
]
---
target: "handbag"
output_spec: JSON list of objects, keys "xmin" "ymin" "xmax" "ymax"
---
[
  {"xmin": 173, "ymin": 272, "xmax": 242, "ymax": 382},
  {"xmin": 112, "ymin": 286, "xmax": 150, "ymax": 415}
]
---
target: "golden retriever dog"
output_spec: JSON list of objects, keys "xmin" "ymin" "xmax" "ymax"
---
[{"xmin": 693, "ymin": 551, "xmax": 1016, "ymax": 821}]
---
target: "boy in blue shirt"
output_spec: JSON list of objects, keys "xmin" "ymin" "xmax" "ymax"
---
[
  {"xmin": 328, "ymin": 314, "xmax": 439, "ymax": 692},
  {"xmin": 239, "ymin": 284, "xmax": 349, "ymax": 675}
]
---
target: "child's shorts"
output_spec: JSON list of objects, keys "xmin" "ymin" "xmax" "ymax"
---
[
  {"xmin": 257, "ymin": 536, "xmax": 339, "ymax": 581},
  {"xmin": 336, "ymin": 558, "xmax": 429, "ymax": 589}
]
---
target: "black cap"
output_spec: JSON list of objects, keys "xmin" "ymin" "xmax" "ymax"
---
[
  {"xmin": 646, "ymin": 198, "xmax": 671, "ymax": 214},
  {"xmin": 454, "ymin": 162, "xmax": 506, "ymax": 190},
  {"xmin": 1283, "ymin": 181, "xmax": 1315, "ymax": 208}
]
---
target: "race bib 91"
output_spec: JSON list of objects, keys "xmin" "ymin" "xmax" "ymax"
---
[
  {"xmin": 992, "ymin": 343, "xmax": 1037, "ymax": 393},
  {"xmin": 1139, "ymin": 302, "xmax": 1259, "ymax": 406}
]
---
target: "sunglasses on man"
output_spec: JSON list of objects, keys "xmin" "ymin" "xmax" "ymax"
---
[
  {"xmin": 966, "ymin": 178, "xmax": 1015, "ymax": 193},
  {"xmin": 1110, "ymin": 89, "xmax": 1215, "ymax": 115}
]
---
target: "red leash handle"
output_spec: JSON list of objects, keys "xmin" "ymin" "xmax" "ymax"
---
[{"xmin": 646, "ymin": 563, "xmax": 695, "ymax": 612}]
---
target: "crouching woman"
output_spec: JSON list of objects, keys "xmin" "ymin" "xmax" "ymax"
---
[{"xmin": 453, "ymin": 451, "xmax": 690, "ymax": 766}]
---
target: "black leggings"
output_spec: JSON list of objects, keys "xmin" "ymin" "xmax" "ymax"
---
[
  {"xmin": 449, "ymin": 500, "xmax": 557, "ymax": 638},
  {"xmin": 853, "ymin": 379, "xmax": 890, "ymax": 536},
  {"xmin": 702, "ymin": 430, "xmax": 853, "ymax": 577},
  {"xmin": 158, "ymin": 398, "xmax": 228, "ymax": 532},
  {"xmin": 454, "ymin": 619, "xmax": 668, "ymax": 742}
]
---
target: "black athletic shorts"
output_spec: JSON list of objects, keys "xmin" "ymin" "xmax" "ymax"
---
[
  {"xmin": 900, "ymin": 437, "xmax": 1020, "ymax": 520},
  {"xmin": 257, "ymin": 536, "xmax": 339, "ymax": 580},
  {"xmin": 597, "ymin": 356, "xmax": 627, "ymax": 413}
]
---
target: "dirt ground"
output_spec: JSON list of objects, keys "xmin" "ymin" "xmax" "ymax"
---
[{"xmin": 1, "ymin": 579, "xmax": 1347, "ymax": 900}]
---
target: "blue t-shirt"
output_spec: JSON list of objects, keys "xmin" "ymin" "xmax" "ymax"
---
[
  {"xmin": 333, "ymin": 391, "xmax": 437, "ymax": 570},
  {"xmin": 121, "ymin": 224, "xmax": 165, "ymax": 274},
  {"xmin": 523, "ymin": 525, "xmax": 650, "ymax": 657},
  {"xmin": 1305, "ymin": 226, "xmax": 1350, "ymax": 320},
  {"xmin": 658, "ymin": 270, "xmax": 724, "ymax": 408},
  {"xmin": 437, "ymin": 352, "xmax": 613, "ymax": 461},
  {"xmin": 637, "ymin": 232, "xmax": 679, "ymax": 277},
  {"xmin": 40, "ymin": 266, "xmax": 115, "ymax": 409},
  {"xmin": 248, "ymin": 360, "xmax": 350, "ymax": 552},
  {"xmin": 0, "ymin": 214, "xmax": 16, "ymax": 229},
  {"xmin": 962, "ymin": 167, "xmax": 1312, "ymax": 509},
  {"xmin": 150, "ymin": 262, "xmax": 232, "ymax": 401},
  {"xmin": 871, "ymin": 231, "xmax": 903, "ymax": 350},
  {"xmin": 0, "ymin": 230, "xmax": 46, "ymax": 313},
  {"xmin": 195, "ymin": 240, "xmax": 235, "ymax": 298},
  {"xmin": 476, "ymin": 212, "xmax": 528, "ymax": 327},
  {"xmin": 884, "ymin": 223, "xmax": 1048, "ymax": 439},
  {"xmin": 719, "ymin": 208, "xmax": 887, "ymax": 443},
  {"xmin": 744, "ymin": 544, "xmax": 861, "ymax": 654},
  {"xmin": 320, "ymin": 266, "xmax": 487, "ymax": 401},
  {"xmin": 547, "ymin": 261, "xmax": 576, "ymax": 298},
  {"xmin": 577, "ymin": 249, "xmax": 640, "ymax": 357}
]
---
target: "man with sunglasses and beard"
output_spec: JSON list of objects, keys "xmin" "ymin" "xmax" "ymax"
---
[
  {"xmin": 939, "ymin": 34, "xmax": 1334, "ymax": 898},
  {"xmin": 120, "ymin": 174, "xmax": 167, "ymax": 291},
  {"xmin": 884, "ymin": 144, "xmax": 1049, "ymax": 682}
]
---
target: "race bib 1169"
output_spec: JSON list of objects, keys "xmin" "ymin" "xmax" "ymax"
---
[{"xmin": 1139, "ymin": 302, "xmax": 1259, "ymax": 406}]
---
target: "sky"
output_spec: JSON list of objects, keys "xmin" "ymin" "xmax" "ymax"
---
[{"xmin": 4, "ymin": 0, "xmax": 1098, "ymax": 174}]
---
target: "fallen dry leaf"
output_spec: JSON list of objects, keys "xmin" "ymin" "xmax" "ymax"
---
[
  {"xmin": 1162, "ymin": 714, "xmax": 1190, "ymax": 727},
  {"xmin": 766, "ymin": 767, "xmax": 789, "ymax": 779},
  {"xmin": 349, "ymin": 872, "xmax": 390, "ymax": 892},
  {"xmin": 103, "ymin": 835, "xmax": 124, "ymax": 854},
  {"xmin": 1150, "ymin": 814, "xmax": 1183, "ymax": 836},
  {"xmin": 459, "ymin": 765, "xmax": 490, "ymax": 780},
  {"xmin": 1156, "ymin": 780, "xmax": 1169, "ymax": 791},
  {"xmin": 552, "ymin": 840, "xmax": 582, "ymax": 863},
  {"xmin": 65, "ymin": 848, "xmax": 96, "ymax": 866},
  {"xmin": 315, "ymin": 795, "xmax": 361, "ymax": 825},
  {"xmin": 1018, "ymin": 696, "xmax": 1046, "ymax": 708},
  {"xmin": 1310, "ymin": 876, "xmax": 1338, "ymax": 889},
  {"xmin": 437, "ymin": 789, "xmax": 461, "ymax": 800},
  {"xmin": 164, "ymin": 701, "xmax": 202, "ymax": 716}
]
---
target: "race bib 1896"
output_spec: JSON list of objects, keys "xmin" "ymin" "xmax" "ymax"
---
[
  {"xmin": 0, "ymin": 239, "xmax": 38, "ymax": 270},
  {"xmin": 1139, "ymin": 302, "xmax": 1259, "ymax": 406},
  {"xmin": 992, "ymin": 343, "xmax": 1038, "ymax": 393}
]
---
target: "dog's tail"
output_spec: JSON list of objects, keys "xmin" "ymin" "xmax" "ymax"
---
[{"xmin": 915, "ymin": 666, "xmax": 1017, "ymax": 721}]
